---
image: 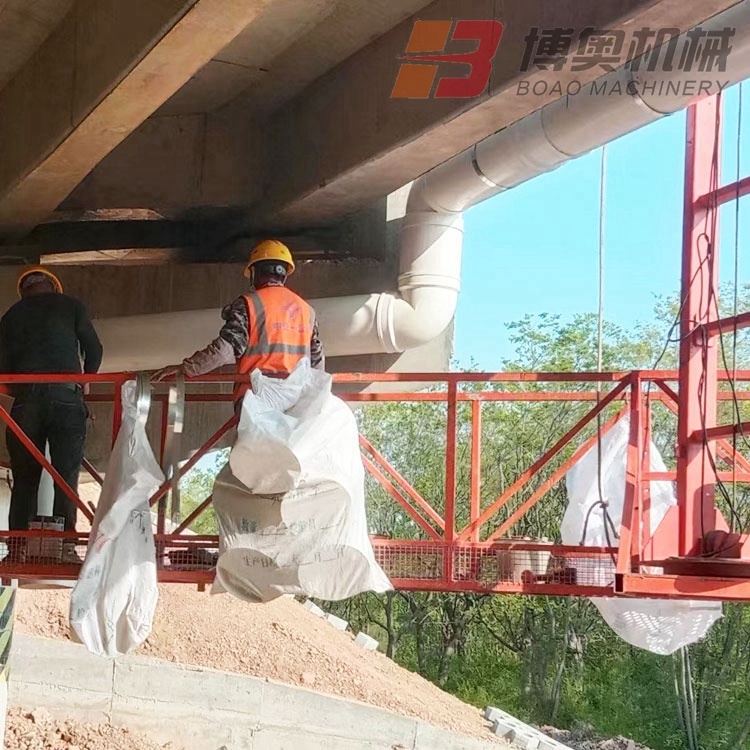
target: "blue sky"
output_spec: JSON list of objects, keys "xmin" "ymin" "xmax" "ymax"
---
[{"xmin": 454, "ymin": 83, "xmax": 750, "ymax": 370}]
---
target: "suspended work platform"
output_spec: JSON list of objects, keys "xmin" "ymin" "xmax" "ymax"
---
[
  {"xmin": 0, "ymin": 367, "xmax": 748, "ymax": 602},
  {"xmin": 1, "ymin": 93, "xmax": 749, "ymax": 602}
]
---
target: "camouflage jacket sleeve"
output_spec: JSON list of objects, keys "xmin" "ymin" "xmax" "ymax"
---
[
  {"xmin": 218, "ymin": 297, "xmax": 250, "ymax": 357},
  {"xmin": 310, "ymin": 318, "xmax": 325, "ymax": 371},
  {"xmin": 181, "ymin": 297, "xmax": 248, "ymax": 377}
]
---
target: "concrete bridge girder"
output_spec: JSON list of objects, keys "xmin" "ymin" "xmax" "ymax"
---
[{"xmin": 52, "ymin": 0, "xmax": 740, "ymax": 238}]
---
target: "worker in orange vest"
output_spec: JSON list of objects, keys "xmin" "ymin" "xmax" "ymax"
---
[{"xmin": 152, "ymin": 240, "xmax": 324, "ymax": 397}]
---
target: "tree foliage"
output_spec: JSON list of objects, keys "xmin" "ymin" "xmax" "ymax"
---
[{"xmin": 178, "ymin": 448, "xmax": 226, "ymax": 535}]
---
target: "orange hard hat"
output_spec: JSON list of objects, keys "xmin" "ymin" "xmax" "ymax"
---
[{"xmin": 16, "ymin": 266, "xmax": 63, "ymax": 297}]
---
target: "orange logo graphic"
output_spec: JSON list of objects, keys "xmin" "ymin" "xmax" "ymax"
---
[{"xmin": 391, "ymin": 20, "xmax": 504, "ymax": 99}]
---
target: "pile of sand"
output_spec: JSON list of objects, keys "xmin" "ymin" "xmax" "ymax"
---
[
  {"xmin": 5, "ymin": 707, "xmax": 176, "ymax": 750},
  {"xmin": 14, "ymin": 584, "xmax": 498, "ymax": 742}
]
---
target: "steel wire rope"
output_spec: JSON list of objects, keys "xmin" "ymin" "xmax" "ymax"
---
[{"xmin": 579, "ymin": 145, "xmax": 619, "ymax": 573}]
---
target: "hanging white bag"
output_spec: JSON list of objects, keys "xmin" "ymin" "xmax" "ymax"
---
[
  {"xmin": 228, "ymin": 359, "xmax": 330, "ymax": 494},
  {"xmin": 562, "ymin": 416, "xmax": 722, "ymax": 655},
  {"xmin": 215, "ymin": 360, "xmax": 392, "ymax": 602},
  {"xmin": 70, "ymin": 378, "xmax": 164, "ymax": 658}
]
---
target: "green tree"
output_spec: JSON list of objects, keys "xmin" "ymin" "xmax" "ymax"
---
[{"xmin": 177, "ymin": 449, "xmax": 227, "ymax": 534}]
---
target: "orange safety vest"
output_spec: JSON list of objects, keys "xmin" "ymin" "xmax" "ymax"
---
[{"xmin": 234, "ymin": 286, "xmax": 313, "ymax": 400}]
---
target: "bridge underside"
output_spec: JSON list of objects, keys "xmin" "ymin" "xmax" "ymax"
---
[{"xmin": 0, "ymin": 0, "xmax": 738, "ymax": 300}]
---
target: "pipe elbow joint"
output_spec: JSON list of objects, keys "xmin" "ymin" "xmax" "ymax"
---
[{"xmin": 375, "ymin": 289, "xmax": 459, "ymax": 353}]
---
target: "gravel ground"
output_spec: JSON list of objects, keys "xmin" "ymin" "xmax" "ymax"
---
[
  {"xmin": 542, "ymin": 725, "xmax": 654, "ymax": 750},
  {"xmin": 15, "ymin": 584, "xmax": 500, "ymax": 742},
  {"xmin": 6, "ymin": 707, "xmax": 176, "ymax": 750}
]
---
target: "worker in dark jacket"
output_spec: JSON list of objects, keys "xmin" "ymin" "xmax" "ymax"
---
[
  {"xmin": 0, "ymin": 266, "xmax": 103, "ymax": 563},
  {"xmin": 152, "ymin": 240, "xmax": 324, "ymax": 398}
]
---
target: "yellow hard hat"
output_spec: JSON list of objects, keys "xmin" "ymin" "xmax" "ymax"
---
[
  {"xmin": 243, "ymin": 239, "xmax": 295, "ymax": 278},
  {"xmin": 16, "ymin": 265, "xmax": 63, "ymax": 297}
]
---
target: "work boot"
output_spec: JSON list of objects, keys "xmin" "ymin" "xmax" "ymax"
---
[{"xmin": 61, "ymin": 542, "xmax": 83, "ymax": 565}]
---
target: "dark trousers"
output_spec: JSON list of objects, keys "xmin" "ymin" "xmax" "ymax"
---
[{"xmin": 6, "ymin": 386, "xmax": 87, "ymax": 532}]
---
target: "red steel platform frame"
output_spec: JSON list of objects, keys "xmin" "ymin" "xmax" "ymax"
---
[
  {"xmin": 0, "ymin": 367, "xmax": 747, "ymax": 600},
  {"xmin": 0, "ymin": 92, "xmax": 747, "ymax": 600}
]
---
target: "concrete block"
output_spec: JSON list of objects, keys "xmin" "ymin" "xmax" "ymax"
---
[
  {"xmin": 113, "ymin": 657, "xmax": 263, "ymax": 714},
  {"xmin": 303, "ymin": 599, "xmax": 325, "ymax": 617},
  {"xmin": 354, "ymin": 632, "xmax": 378, "ymax": 651},
  {"xmin": 493, "ymin": 720, "xmax": 517, "ymax": 740},
  {"xmin": 484, "ymin": 706, "xmax": 502, "ymax": 722},
  {"xmin": 487, "ymin": 705, "xmax": 526, "ymax": 725},
  {"xmin": 486, "ymin": 704, "xmax": 573, "ymax": 750},
  {"xmin": 518, "ymin": 736, "xmax": 540, "ymax": 750},
  {"xmin": 325, "ymin": 613, "xmax": 348, "ymax": 631},
  {"xmin": 260, "ymin": 680, "xmax": 417, "ymax": 746}
]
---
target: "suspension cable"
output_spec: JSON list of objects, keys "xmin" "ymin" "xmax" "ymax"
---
[
  {"xmin": 580, "ymin": 145, "xmax": 618, "ymax": 555},
  {"xmin": 597, "ymin": 145, "xmax": 606, "ymax": 375},
  {"xmin": 731, "ymin": 82, "xmax": 744, "ymax": 514}
]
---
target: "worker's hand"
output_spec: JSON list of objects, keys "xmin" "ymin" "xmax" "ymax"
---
[
  {"xmin": 82, "ymin": 383, "xmax": 91, "ymax": 396},
  {"xmin": 151, "ymin": 365, "xmax": 184, "ymax": 383}
]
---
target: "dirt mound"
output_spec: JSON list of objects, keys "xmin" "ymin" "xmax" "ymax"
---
[
  {"xmin": 543, "ymin": 725, "xmax": 654, "ymax": 750},
  {"xmin": 6, "ymin": 707, "xmax": 175, "ymax": 750},
  {"xmin": 14, "ymin": 584, "xmax": 499, "ymax": 742}
]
